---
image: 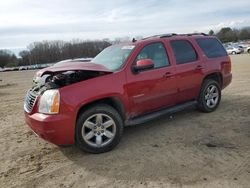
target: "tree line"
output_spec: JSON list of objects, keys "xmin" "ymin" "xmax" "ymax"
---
[
  {"xmin": 0, "ymin": 40, "xmax": 111, "ymax": 68},
  {"xmin": 1, "ymin": 27, "xmax": 250, "ymax": 68},
  {"xmin": 0, "ymin": 50, "xmax": 18, "ymax": 68},
  {"xmin": 209, "ymin": 26, "xmax": 250, "ymax": 43}
]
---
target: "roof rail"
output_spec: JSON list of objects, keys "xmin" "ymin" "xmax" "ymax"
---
[
  {"xmin": 142, "ymin": 32, "xmax": 208, "ymax": 40},
  {"xmin": 142, "ymin": 33, "xmax": 177, "ymax": 40},
  {"xmin": 182, "ymin": 33, "xmax": 208, "ymax": 36},
  {"xmin": 159, "ymin": 33, "xmax": 178, "ymax": 38},
  {"xmin": 142, "ymin": 35, "xmax": 161, "ymax": 40}
]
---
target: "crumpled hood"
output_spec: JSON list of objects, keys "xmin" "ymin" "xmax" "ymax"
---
[{"xmin": 36, "ymin": 61, "xmax": 113, "ymax": 77}]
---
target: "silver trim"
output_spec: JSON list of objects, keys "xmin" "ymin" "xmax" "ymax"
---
[
  {"xmin": 24, "ymin": 90, "xmax": 38, "ymax": 113},
  {"xmin": 81, "ymin": 113, "xmax": 116, "ymax": 148},
  {"xmin": 205, "ymin": 85, "xmax": 219, "ymax": 108}
]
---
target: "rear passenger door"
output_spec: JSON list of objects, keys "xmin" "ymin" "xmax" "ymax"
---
[{"xmin": 169, "ymin": 39, "xmax": 204, "ymax": 103}]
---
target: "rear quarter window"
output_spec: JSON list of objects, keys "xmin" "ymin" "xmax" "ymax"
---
[{"xmin": 196, "ymin": 38, "xmax": 227, "ymax": 58}]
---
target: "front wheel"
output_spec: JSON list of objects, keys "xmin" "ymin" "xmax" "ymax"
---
[
  {"xmin": 232, "ymin": 51, "xmax": 236, "ymax": 55},
  {"xmin": 197, "ymin": 79, "xmax": 221, "ymax": 113},
  {"xmin": 75, "ymin": 104, "xmax": 123, "ymax": 153}
]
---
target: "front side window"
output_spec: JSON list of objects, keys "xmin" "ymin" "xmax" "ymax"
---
[
  {"xmin": 136, "ymin": 43, "xmax": 170, "ymax": 69},
  {"xmin": 170, "ymin": 40, "xmax": 198, "ymax": 64},
  {"xmin": 196, "ymin": 38, "xmax": 227, "ymax": 58},
  {"xmin": 91, "ymin": 45, "xmax": 135, "ymax": 71}
]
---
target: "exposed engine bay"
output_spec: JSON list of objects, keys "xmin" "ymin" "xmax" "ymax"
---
[{"xmin": 31, "ymin": 70, "xmax": 110, "ymax": 95}]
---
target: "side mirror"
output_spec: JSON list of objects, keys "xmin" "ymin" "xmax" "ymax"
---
[{"xmin": 133, "ymin": 59, "xmax": 154, "ymax": 72}]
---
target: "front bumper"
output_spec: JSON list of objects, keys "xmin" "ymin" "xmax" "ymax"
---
[{"xmin": 25, "ymin": 112, "xmax": 75, "ymax": 145}]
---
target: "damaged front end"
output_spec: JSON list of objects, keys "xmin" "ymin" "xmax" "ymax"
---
[
  {"xmin": 24, "ymin": 69, "xmax": 112, "ymax": 113},
  {"xmin": 33, "ymin": 70, "xmax": 111, "ymax": 94}
]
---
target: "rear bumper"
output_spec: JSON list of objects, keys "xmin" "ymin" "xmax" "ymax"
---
[
  {"xmin": 222, "ymin": 73, "xmax": 232, "ymax": 89},
  {"xmin": 25, "ymin": 112, "xmax": 75, "ymax": 145}
]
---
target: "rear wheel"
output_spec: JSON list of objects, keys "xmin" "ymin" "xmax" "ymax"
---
[
  {"xmin": 76, "ymin": 104, "xmax": 123, "ymax": 153},
  {"xmin": 197, "ymin": 79, "xmax": 221, "ymax": 113},
  {"xmin": 248, "ymin": 49, "xmax": 250, "ymax": 53}
]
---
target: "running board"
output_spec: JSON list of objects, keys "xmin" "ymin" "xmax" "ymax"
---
[{"xmin": 125, "ymin": 101, "xmax": 197, "ymax": 126}]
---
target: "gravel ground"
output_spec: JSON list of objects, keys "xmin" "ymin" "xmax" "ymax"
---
[{"xmin": 0, "ymin": 54, "xmax": 250, "ymax": 188}]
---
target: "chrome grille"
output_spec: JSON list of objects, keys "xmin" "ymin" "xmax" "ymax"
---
[{"xmin": 24, "ymin": 90, "xmax": 38, "ymax": 113}]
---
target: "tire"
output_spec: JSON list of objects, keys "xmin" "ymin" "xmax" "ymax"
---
[
  {"xmin": 248, "ymin": 49, "xmax": 250, "ymax": 54},
  {"xmin": 75, "ymin": 104, "xmax": 123, "ymax": 153},
  {"xmin": 197, "ymin": 79, "xmax": 221, "ymax": 113},
  {"xmin": 232, "ymin": 51, "xmax": 236, "ymax": 55}
]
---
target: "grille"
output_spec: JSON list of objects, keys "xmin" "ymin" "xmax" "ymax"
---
[{"xmin": 24, "ymin": 90, "xmax": 38, "ymax": 113}]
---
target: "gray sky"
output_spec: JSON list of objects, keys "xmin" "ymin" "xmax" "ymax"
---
[{"xmin": 1, "ymin": 0, "xmax": 250, "ymax": 50}]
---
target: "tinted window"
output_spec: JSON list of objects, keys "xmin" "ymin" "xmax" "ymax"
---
[
  {"xmin": 196, "ymin": 38, "xmax": 227, "ymax": 58},
  {"xmin": 170, "ymin": 40, "xmax": 198, "ymax": 64},
  {"xmin": 136, "ymin": 43, "xmax": 170, "ymax": 69}
]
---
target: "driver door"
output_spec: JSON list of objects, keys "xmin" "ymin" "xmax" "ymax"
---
[{"xmin": 125, "ymin": 42, "xmax": 177, "ymax": 117}]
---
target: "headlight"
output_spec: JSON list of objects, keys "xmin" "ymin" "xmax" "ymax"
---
[{"xmin": 38, "ymin": 89, "xmax": 60, "ymax": 114}]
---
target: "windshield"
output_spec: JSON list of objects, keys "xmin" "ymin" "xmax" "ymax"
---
[{"xmin": 91, "ymin": 45, "xmax": 135, "ymax": 71}]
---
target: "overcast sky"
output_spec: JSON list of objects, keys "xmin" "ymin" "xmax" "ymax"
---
[{"xmin": 1, "ymin": 0, "xmax": 250, "ymax": 50}]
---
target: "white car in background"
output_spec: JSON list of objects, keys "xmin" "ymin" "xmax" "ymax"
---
[
  {"xmin": 226, "ymin": 46, "xmax": 242, "ymax": 55},
  {"xmin": 246, "ymin": 46, "xmax": 250, "ymax": 53}
]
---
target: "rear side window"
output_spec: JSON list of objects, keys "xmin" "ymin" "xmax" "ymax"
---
[
  {"xmin": 170, "ymin": 40, "xmax": 198, "ymax": 64},
  {"xmin": 196, "ymin": 38, "xmax": 227, "ymax": 58}
]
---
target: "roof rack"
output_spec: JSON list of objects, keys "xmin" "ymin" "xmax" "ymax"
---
[
  {"xmin": 142, "ymin": 33, "xmax": 208, "ymax": 40},
  {"xmin": 179, "ymin": 33, "xmax": 208, "ymax": 36},
  {"xmin": 159, "ymin": 33, "xmax": 178, "ymax": 38},
  {"xmin": 142, "ymin": 33, "xmax": 177, "ymax": 40}
]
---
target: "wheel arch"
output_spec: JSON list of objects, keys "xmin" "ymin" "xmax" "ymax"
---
[
  {"xmin": 203, "ymin": 72, "xmax": 223, "ymax": 88},
  {"xmin": 76, "ymin": 96, "xmax": 126, "ymax": 123}
]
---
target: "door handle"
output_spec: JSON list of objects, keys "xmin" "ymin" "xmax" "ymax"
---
[
  {"xmin": 163, "ymin": 72, "xmax": 174, "ymax": 78},
  {"xmin": 195, "ymin": 65, "xmax": 204, "ymax": 70}
]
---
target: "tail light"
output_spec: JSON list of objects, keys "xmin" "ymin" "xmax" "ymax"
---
[{"xmin": 221, "ymin": 57, "xmax": 231, "ymax": 74}]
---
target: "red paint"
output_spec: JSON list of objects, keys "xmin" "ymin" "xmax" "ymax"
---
[
  {"xmin": 25, "ymin": 35, "xmax": 232, "ymax": 145},
  {"xmin": 136, "ymin": 59, "xmax": 154, "ymax": 67}
]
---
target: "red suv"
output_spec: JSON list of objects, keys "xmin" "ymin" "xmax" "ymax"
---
[{"xmin": 24, "ymin": 33, "xmax": 232, "ymax": 153}]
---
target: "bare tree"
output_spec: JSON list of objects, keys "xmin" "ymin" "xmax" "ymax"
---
[{"xmin": 18, "ymin": 40, "xmax": 111, "ymax": 65}]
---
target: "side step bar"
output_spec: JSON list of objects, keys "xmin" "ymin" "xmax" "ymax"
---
[{"xmin": 125, "ymin": 100, "xmax": 197, "ymax": 126}]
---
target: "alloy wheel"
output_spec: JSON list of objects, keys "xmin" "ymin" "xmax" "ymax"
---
[
  {"xmin": 81, "ymin": 113, "xmax": 116, "ymax": 148},
  {"xmin": 204, "ymin": 85, "xmax": 219, "ymax": 108}
]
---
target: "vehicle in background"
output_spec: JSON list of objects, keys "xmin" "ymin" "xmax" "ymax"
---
[
  {"xmin": 237, "ymin": 46, "xmax": 245, "ymax": 53},
  {"xmin": 238, "ymin": 43, "xmax": 250, "ymax": 49},
  {"xmin": 223, "ymin": 42, "xmax": 250, "ymax": 54},
  {"xmin": 19, "ymin": 66, "xmax": 29, "ymax": 71},
  {"xmin": 19, "ymin": 65, "xmax": 41, "ymax": 71},
  {"xmin": 246, "ymin": 46, "xmax": 250, "ymax": 53},
  {"xmin": 12, "ymin": 67, "xmax": 19, "ymax": 71},
  {"xmin": 24, "ymin": 33, "xmax": 232, "ymax": 153},
  {"xmin": 226, "ymin": 46, "xmax": 242, "ymax": 55},
  {"xmin": 1, "ymin": 58, "xmax": 91, "ymax": 73},
  {"xmin": 2, "ymin": 67, "xmax": 14, "ymax": 72}
]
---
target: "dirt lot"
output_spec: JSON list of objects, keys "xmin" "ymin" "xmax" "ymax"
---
[{"xmin": 0, "ymin": 54, "xmax": 250, "ymax": 188}]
